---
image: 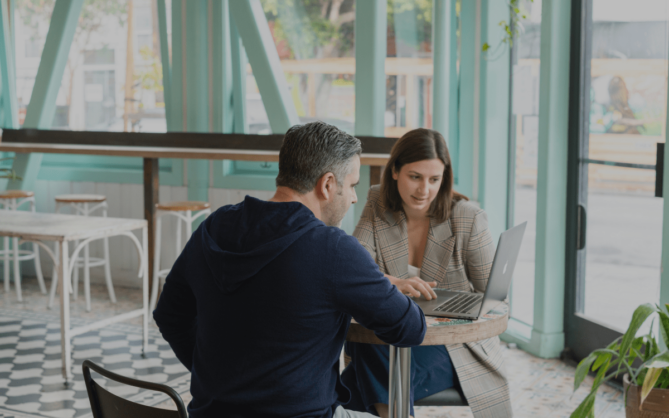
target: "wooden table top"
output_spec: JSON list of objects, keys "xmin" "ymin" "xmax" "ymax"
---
[
  {"xmin": 0, "ymin": 142, "xmax": 390, "ymax": 166},
  {"xmin": 346, "ymin": 303, "xmax": 509, "ymax": 346},
  {"xmin": 0, "ymin": 210, "xmax": 146, "ymax": 241}
]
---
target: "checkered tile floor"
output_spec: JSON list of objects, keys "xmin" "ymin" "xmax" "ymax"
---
[
  {"xmin": 0, "ymin": 309, "xmax": 189, "ymax": 418},
  {"xmin": 0, "ymin": 279, "xmax": 628, "ymax": 418}
]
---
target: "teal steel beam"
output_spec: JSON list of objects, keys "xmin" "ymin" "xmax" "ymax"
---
[
  {"xmin": 8, "ymin": 0, "xmax": 83, "ymax": 191},
  {"xmin": 230, "ymin": 18, "xmax": 248, "ymax": 134},
  {"xmin": 157, "ymin": 0, "xmax": 172, "ymax": 131},
  {"xmin": 432, "ymin": 0, "xmax": 458, "ymax": 182},
  {"xmin": 354, "ymin": 0, "xmax": 386, "ymax": 137},
  {"xmin": 229, "ymin": 0, "xmax": 298, "ymax": 133},
  {"xmin": 0, "ymin": 0, "xmax": 18, "ymax": 129},
  {"xmin": 170, "ymin": 0, "xmax": 185, "ymax": 132},
  {"xmin": 186, "ymin": 0, "xmax": 209, "ymax": 202},
  {"xmin": 503, "ymin": 0, "xmax": 571, "ymax": 358},
  {"xmin": 478, "ymin": 0, "xmax": 510, "ymax": 242},
  {"xmin": 212, "ymin": 0, "xmax": 233, "ymax": 134},
  {"xmin": 457, "ymin": 0, "xmax": 476, "ymax": 197}
]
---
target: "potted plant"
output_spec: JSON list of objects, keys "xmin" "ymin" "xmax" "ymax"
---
[
  {"xmin": 571, "ymin": 303, "xmax": 669, "ymax": 417},
  {"xmin": 0, "ymin": 157, "xmax": 20, "ymax": 180}
]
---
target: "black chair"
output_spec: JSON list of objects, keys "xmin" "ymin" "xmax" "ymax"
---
[
  {"xmin": 414, "ymin": 387, "xmax": 469, "ymax": 407},
  {"xmin": 82, "ymin": 360, "xmax": 188, "ymax": 418}
]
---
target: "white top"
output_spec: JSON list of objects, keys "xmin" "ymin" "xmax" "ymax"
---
[
  {"xmin": 408, "ymin": 264, "xmax": 421, "ymax": 278},
  {"xmin": 0, "ymin": 210, "xmax": 146, "ymax": 241}
]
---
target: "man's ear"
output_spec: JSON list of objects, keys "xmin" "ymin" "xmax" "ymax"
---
[{"xmin": 316, "ymin": 172, "xmax": 337, "ymax": 201}]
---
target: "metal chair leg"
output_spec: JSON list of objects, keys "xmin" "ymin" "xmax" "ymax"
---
[{"xmin": 12, "ymin": 237, "xmax": 21, "ymax": 302}]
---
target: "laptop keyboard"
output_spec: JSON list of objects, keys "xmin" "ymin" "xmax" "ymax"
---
[{"xmin": 434, "ymin": 293, "xmax": 483, "ymax": 314}]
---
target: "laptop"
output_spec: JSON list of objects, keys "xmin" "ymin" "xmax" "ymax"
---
[{"xmin": 413, "ymin": 221, "xmax": 527, "ymax": 319}]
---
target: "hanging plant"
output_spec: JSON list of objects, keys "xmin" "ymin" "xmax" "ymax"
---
[{"xmin": 482, "ymin": 0, "xmax": 534, "ymax": 60}]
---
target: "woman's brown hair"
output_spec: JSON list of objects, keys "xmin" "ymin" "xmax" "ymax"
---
[{"xmin": 380, "ymin": 128, "xmax": 468, "ymax": 223}]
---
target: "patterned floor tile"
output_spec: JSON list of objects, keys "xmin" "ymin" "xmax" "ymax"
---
[{"xmin": 0, "ymin": 278, "xmax": 630, "ymax": 418}]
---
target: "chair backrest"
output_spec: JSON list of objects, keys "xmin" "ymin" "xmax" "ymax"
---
[{"xmin": 82, "ymin": 360, "xmax": 188, "ymax": 418}]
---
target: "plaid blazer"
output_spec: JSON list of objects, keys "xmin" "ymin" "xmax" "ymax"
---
[{"xmin": 353, "ymin": 186, "xmax": 512, "ymax": 418}]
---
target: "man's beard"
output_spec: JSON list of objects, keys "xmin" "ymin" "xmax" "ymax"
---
[{"xmin": 322, "ymin": 189, "xmax": 348, "ymax": 228}]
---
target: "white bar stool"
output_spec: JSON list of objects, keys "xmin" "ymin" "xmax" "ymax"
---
[
  {"xmin": 149, "ymin": 201, "xmax": 211, "ymax": 312},
  {"xmin": 0, "ymin": 190, "xmax": 47, "ymax": 301},
  {"xmin": 49, "ymin": 194, "xmax": 115, "ymax": 311}
]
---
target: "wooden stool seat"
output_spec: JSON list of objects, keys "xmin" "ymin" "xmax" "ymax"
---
[
  {"xmin": 0, "ymin": 190, "xmax": 34, "ymax": 199},
  {"xmin": 55, "ymin": 194, "xmax": 107, "ymax": 203},
  {"xmin": 156, "ymin": 201, "xmax": 210, "ymax": 212}
]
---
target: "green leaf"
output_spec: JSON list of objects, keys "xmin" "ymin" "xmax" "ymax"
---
[
  {"xmin": 593, "ymin": 355, "xmax": 611, "ymax": 388},
  {"xmin": 629, "ymin": 336, "xmax": 644, "ymax": 363},
  {"xmin": 570, "ymin": 390, "xmax": 596, "ymax": 418},
  {"xmin": 620, "ymin": 304, "xmax": 655, "ymax": 361},
  {"xmin": 592, "ymin": 353, "xmax": 611, "ymax": 372},
  {"xmin": 641, "ymin": 367, "xmax": 663, "ymax": 407},
  {"xmin": 481, "ymin": 43, "xmax": 490, "ymax": 52},
  {"xmin": 574, "ymin": 353, "xmax": 598, "ymax": 392},
  {"xmin": 644, "ymin": 351, "xmax": 669, "ymax": 369},
  {"xmin": 658, "ymin": 311, "xmax": 669, "ymax": 349}
]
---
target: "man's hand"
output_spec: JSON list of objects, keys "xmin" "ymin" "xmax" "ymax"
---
[{"xmin": 385, "ymin": 274, "xmax": 438, "ymax": 300}]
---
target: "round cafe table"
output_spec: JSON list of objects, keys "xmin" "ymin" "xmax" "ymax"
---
[{"xmin": 345, "ymin": 303, "xmax": 509, "ymax": 418}]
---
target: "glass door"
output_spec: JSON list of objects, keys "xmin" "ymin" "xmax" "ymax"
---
[{"xmin": 565, "ymin": 0, "xmax": 667, "ymax": 361}]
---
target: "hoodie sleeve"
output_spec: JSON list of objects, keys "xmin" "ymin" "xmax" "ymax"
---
[
  {"xmin": 332, "ymin": 234, "xmax": 426, "ymax": 347},
  {"xmin": 153, "ymin": 258, "xmax": 197, "ymax": 371}
]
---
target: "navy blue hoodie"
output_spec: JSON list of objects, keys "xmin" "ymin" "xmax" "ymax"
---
[{"xmin": 153, "ymin": 196, "xmax": 426, "ymax": 418}]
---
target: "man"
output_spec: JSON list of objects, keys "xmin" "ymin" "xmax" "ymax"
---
[{"xmin": 154, "ymin": 121, "xmax": 426, "ymax": 418}]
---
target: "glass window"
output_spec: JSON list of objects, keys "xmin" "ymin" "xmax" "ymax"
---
[
  {"xmin": 510, "ymin": 0, "xmax": 541, "ymax": 326},
  {"xmin": 260, "ymin": 0, "xmax": 356, "ymax": 134},
  {"xmin": 577, "ymin": 0, "xmax": 667, "ymax": 332},
  {"xmin": 15, "ymin": 0, "xmax": 167, "ymax": 132},
  {"xmin": 386, "ymin": 0, "xmax": 434, "ymax": 137}
]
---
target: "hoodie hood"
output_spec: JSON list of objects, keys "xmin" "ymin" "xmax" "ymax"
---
[{"xmin": 198, "ymin": 196, "xmax": 323, "ymax": 294}]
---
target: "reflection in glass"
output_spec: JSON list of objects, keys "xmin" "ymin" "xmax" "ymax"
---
[{"xmin": 579, "ymin": 0, "xmax": 667, "ymax": 331}]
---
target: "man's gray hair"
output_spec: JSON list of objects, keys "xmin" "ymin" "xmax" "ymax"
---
[{"xmin": 276, "ymin": 121, "xmax": 362, "ymax": 194}]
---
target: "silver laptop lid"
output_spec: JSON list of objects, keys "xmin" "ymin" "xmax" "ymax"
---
[{"xmin": 477, "ymin": 221, "xmax": 527, "ymax": 316}]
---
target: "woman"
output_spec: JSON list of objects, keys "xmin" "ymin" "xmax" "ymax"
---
[{"xmin": 341, "ymin": 129, "xmax": 512, "ymax": 418}]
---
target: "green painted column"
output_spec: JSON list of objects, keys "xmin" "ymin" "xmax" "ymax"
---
[
  {"xmin": 0, "ymin": 0, "xmax": 18, "ymax": 129},
  {"xmin": 504, "ymin": 0, "xmax": 571, "ymax": 358},
  {"xmin": 212, "ymin": 0, "xmax": 233, "ymax": 134},
  {"xmin": 185, "ymin": 0, "xmax": 210, "ymax": 202},
  {"xmin": 157, "ymin": 0, "xmax": 172, "ymax": 132},
  {"xmin": 457, "ymin": 0, "xmax": 476, "ymax": 197},
  {"xmin": 354, "ymin": 0, "xmax": 385, "ymax": 137},
  {"xmin": 170, "ymin": 0, "xmax": 184, "ymax": 133},
  {"xmin": 229, "ymin": 0, "xmax": 298, "ymax": 133},
  {"xmin": 8, "ymin": 0, "xmax": 83, "ymax": 191},
  {"xmin": 478, "ymin": 0, "xmax": 510, "ymax": 242},
  {"xmin": 432, "ymin": 0, "xmax": 458, "ymax": 182},
  {"xmin": 230, "ymin": 18, "xmax": 248, "ymax": 135},
  {"xmin": 352, "ymin": 0, "xmax": 385, "ymax": 226}
]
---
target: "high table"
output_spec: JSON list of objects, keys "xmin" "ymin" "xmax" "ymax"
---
[
  {"xmin": 0, "ymin": 210, "xmax": 149, "ymax": 383},
  {"xmin": 0, "ymin": 129, "xmax": 393, "ymax": 292},
  {"xmin": 346, "ymin": 303, "xmax": 509, "ymax": 418}
]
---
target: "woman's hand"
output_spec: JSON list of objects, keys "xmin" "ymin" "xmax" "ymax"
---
[{"xmin": 385, "ymin": 274, "xmax": 438, "ymax": 300}]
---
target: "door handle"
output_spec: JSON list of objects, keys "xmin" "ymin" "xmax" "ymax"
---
[{"xmin": 577, "ymin": 204, "xmax": 587, "ymax": 251}]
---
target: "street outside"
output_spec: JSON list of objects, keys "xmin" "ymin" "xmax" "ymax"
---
[{"xmin": 510, "ymin": 186, "xmax": 662, "ymax": 333}]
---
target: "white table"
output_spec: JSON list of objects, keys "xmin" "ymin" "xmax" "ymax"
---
[{"xmin": 0, "ymin": 210, "xmax": 149, "ymax": 383}]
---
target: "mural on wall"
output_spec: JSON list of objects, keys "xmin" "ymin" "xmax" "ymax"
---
[{"xmin": 590, "ymin": 73, "xmax": 666, "ymax": 136}]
